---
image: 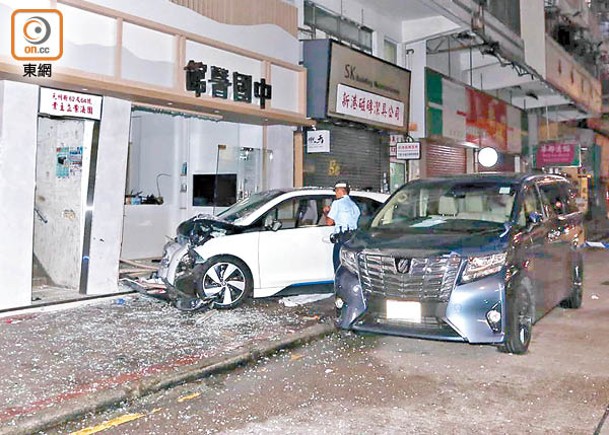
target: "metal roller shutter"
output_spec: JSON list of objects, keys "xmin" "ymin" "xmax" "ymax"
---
[
  {"xmin": 303, "ymin": 123, "xmax": 389, "ymax": 190},
  {"xmin": 426, "ymin": 144, "xmax": 466, "ymax": 177}
]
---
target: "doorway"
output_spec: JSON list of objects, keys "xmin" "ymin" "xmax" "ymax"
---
[{"xmin": 32, "ymin": 116, "xmax": 98, "ymax": 304}]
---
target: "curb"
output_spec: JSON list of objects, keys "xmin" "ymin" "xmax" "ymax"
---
[{"xmin": 1, "ymin": 322, "xmax": 336, "ymax": 435}]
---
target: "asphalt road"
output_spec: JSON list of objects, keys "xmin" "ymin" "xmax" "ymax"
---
[{"xmin": 54, "ymin": 249, "xmax": 609, "ymax": 434}]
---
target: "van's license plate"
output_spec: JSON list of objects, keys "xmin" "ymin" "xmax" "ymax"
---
[{"xmin": 386, "ymin": 300, "xmax": 421, "ymax": 322}]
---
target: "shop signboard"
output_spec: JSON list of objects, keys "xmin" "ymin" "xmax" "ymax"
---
[
  {"xmin": 306, "ymin": 130, "xmax": 330, "ymax": 153},
  {"xmin": 533, "ymin": 141, "xmax": 581, "ymax": 167},
  {"xmin": 389, "ymin": 134, "xmax": 405, "ymax": 157},
  {"xmin": 335, "ymin": 84, "xmax": 404, "ymax": 128},
  {"xmin": 183, "ymin": 60, "xmax": 272, "ymax": 109},
  {"xmin": 326, "ymin": 41, "xmax": 411, "ymax": 132},
  {"xmin": 39, "ymin": 87, "xmax": 102, "ymax": 120},
  {"xmin": 426, "ymin": 69, "xmax": 526, "ymax": 153},
  {"xmin": 396, "ymin": 142, "xmax": 420, "ymax": 160}
]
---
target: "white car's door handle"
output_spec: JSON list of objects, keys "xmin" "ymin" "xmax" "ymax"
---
[{"xmin": 322, "ymin": 236, "xmax": 332, "ymax": 244}]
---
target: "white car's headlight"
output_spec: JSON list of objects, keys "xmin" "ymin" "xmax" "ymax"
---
[
  {"xmin": 340, "ymin": 248, "xmax": 359, "ymax": 274},
  {"xmin": 461, "ymin": 252, "xmax": 507, "ymax": 282}
]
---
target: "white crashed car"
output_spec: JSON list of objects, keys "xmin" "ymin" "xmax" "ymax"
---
[{"xmin": 157, "ymin": 188, "xmax": 388, "ymax": 309}]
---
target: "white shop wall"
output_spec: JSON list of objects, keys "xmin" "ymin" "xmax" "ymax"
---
[
  {"xmin": 127, "ymin": 112, "xmax": 177, "ymax": 205},
  {"xmin": 0, "ymin": 81, "xmax": 38, "ymax": 310},
  {"xmin": 122, "ymin": 111, "xmax": 179, "ymax": 260}
]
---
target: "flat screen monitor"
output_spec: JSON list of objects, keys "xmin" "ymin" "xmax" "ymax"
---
[{"xmin": 192, "ymin": 174, "xmax": 237, "ymax": 207}]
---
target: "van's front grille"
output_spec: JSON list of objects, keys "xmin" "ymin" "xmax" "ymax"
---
[{"xmin": 358, "ymin": 253, "xmax": 461, "ymax": 302}]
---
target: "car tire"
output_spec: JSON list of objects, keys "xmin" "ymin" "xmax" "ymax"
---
[
  {"xmin": 561, "ymin": 257, "xmax": 583, "ymax": 309},
  {"xmin": 500, "ymin": 285, "xmax": 533, "ymax": 355},
  {"xmin": 193, "ymin": 256, "xmax": 253, "ymax": 310}
]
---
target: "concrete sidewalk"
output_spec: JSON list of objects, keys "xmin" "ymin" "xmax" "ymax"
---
[{"xmin": 0, "ymin": 293, "xmax": 335, "ymax": 434}]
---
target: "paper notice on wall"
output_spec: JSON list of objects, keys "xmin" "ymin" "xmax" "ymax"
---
[{"xmin": 56, "ymin": 146, "xmax": 83, "ymax": 179}]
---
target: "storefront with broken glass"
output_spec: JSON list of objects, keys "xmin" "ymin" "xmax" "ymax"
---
[{"xmin": 0, "ymin": 0, "xmax": 309, "ymax": 310}]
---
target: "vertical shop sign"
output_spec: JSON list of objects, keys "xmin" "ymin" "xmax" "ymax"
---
[{"xmin": 389, "ymin": 134, "xmax": 404, "ymax": 157}]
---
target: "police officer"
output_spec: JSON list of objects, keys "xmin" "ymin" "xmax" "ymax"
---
[{"xmin": 323, "ymin": 181, "xmax": 360, "ymax": 271}]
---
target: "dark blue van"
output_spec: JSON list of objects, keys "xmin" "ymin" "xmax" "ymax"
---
[{"xmin": 335, "ymin": 173, "xmax": 584, "ymax": 354}]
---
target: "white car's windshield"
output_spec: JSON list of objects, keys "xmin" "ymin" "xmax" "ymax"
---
[
  {"xmin": 217, "ymin": 190, "xmax": 285, "ymax": 223},
  {"xmin": 372, "ymin": 180, "xmax": 517, "ymax": 231}
]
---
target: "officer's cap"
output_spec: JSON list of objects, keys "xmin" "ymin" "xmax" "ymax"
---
[{"xmin": 334, "ymin": 181, "xmax": 350, "ymax": 192}]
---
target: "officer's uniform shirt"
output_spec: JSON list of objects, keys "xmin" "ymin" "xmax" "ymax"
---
[{"xmin": 328, "ymin": 195, "xmax": 360, "ymax": 233}]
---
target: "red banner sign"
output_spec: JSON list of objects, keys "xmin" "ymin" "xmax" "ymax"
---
[{"xmin": 534, "ymin": 142, "xmax": 581, "ymax": 167}]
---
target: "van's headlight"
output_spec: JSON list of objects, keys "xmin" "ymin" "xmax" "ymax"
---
[
  {"xmin": 340, "ymin": 248, "xmax": 359, "ymax": 274},
  {"xmin": 462, "ymin": 252, "xmax": 507, "ymax": 282}
]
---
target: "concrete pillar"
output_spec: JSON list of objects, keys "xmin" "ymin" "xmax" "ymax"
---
[
  {"xmin": 0, "ymin": 81, "xmax": 38, "ymax": 309},
  {"xmin": 86, "ymin": 97, "xmax": 131, "ymax": 295}
]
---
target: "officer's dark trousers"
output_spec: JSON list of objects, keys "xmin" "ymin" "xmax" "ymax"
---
[{"xmin": 333, "ymin": 241, "xmax": 343, "ymax": 272}]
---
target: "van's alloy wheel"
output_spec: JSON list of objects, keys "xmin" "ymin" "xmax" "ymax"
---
[
  {"xmin": 500, "ymin": 286, "xmax": 533, "ymax": 355},
  {"xmin": 194, "ymin": 256, "xmax": 253, "ymax": 309}
]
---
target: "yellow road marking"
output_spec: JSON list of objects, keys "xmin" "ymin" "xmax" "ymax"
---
[
  {"xmin": 290, "ymin": 353, "xmax": 305, "ymax": 361},
  {"xmin": 70, "ymin": 413, "xmax": 145, "ymax": 435},
  {"xmin": 177, "ymin": 392, "xmax": 201, "ymax": 403}
]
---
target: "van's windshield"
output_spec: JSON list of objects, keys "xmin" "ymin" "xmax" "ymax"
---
[{"xmin": 371, "ymin": 180, "xmax": 517, "ymax": 231}]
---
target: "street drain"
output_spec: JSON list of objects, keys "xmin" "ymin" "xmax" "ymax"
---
[{"xmin": 602, "ymin": 281, "xmax": 609, "ymax": 286}]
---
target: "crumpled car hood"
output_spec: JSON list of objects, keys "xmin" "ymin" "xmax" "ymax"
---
[{"xmin": 177, "ymin": 214, "xmax": 242, "ymax": 238}]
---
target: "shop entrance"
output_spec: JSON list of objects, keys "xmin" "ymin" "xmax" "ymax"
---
[{"xmin": 32, "ymin": 116, "xmax": 98, "ymax": 304}]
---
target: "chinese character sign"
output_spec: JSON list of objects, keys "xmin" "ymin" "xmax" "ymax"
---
[
  {"xmin": 396, "ymin": 142, "xmax": 420, "ymax": 160},
  {"xmin": 335, "ymin": 84, "xmax": 404, "ymax": 128},
  {"xmin": 306, "ymin": 130, "xmax": 330, "ymax": 153},
  {"xmin": 534, "ymin": 142, "xmax": 581, "ymax": 168},
  {"xmin": 184, "ymin": 60, "xmax": 272, "ymax": 109},
  {"xmin": 389, "ymin": 134, "xmax": 405, "ymax": 157},
  {"xmin": 39, "ymin": 87, "xmax": 102, "ymax": 120}
]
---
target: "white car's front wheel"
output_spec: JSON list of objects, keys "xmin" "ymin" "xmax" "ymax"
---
[{"xmin": 194, "ymin": 256, "xmax": 253, "ymax": 309}]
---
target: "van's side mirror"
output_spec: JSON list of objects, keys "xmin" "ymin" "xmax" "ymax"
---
[{"xmin": 528, "ymin": 212, "xmax": 542, "ymax": 225}]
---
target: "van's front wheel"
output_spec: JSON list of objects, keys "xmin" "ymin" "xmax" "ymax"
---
[{"xmin": 500, "ymin": 286, "xmax": 533, "ymax": 355}]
